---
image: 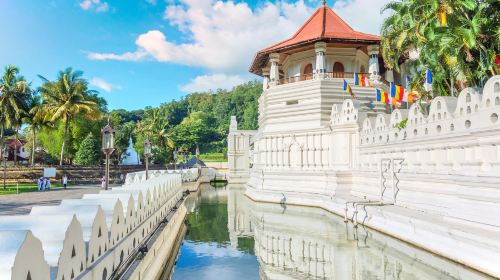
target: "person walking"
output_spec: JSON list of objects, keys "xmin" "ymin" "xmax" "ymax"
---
[
  {"xmin": 46, "ymin": 179, "xmax": 51, "ymax": 190},
  {"xmin": 41, "ymin": 177, "xmax": 46, "ymax": 191},
  {"xmin": 101, "ymin": 176, "xmax": 106, "ymax": 189},
  {"xmin": 37, "ymin": 177, "xmax": 42, "ymax": 191},
  {"xmin": 62, "ymin": 174, "xmax": 68, "ymax": 189}
]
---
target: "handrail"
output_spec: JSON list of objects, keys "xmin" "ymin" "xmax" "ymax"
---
[{"xmin": 276, "ymin": 72, "xmax": 371, "ymax": 85}]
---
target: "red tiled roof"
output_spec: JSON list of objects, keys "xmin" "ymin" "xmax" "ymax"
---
[
  {"xmin": 250, "ymin": 5, "xmax": 381, "ymax": 75},
  {"xmin": 263, "ymin": 6, "xmax": 380, "ymax": 52}
]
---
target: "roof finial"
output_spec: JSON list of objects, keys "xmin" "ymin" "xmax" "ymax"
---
[{"xmin": 322, "ymin": 0, "xmax": 327, "ymax": 6}]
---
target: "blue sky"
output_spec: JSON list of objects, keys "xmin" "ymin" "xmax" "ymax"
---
[{"xmin": 0, "ymin": 0, "xmax": 388, "ymax": 110}]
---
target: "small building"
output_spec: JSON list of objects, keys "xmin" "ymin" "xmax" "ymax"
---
[{"xmin": 5, "ymin": 139, "xmax": 29, "ymax": 163}]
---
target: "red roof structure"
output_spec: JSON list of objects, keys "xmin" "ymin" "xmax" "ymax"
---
[{"xmin": 250, "ymin": 4, "xmax": 381, "ymax": 75}]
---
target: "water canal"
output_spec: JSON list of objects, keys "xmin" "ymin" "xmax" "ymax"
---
[{"xmin": 170, "ymin": 184, "xmax": 494, "ymax": 280}]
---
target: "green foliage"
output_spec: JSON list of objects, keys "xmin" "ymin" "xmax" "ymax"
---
[
  {"xmin": 74, "ymin": 132, "xmax": 101, "ymax": 165},
  {"xmin": 199, "ymin": 153, "xmax": 226, "ymax": 162},
  {"xmin": 381, "ymin": 0, "xmax": 500, "ymax": 98},
  {"xmin": 394, "ymin": 118, "xmax": 408, "ymax": 130}
]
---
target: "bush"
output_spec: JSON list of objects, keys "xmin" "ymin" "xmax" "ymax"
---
[{"xmin": 74, "ymin": 133, "xmax": 101, "ymax": 165}]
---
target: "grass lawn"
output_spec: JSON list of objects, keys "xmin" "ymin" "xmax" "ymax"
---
[
  {"xmin": 199, "ymin": 153, "xmax": 227, "ymax": 162},
  {"xmin": 0, "ymin": 183, "xmax": 64, "ymax": 195}
]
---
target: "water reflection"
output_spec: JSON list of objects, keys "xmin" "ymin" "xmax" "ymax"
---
[
  {"xmin": 171, "ymin": 184, "xmax": 259, "ymax": 280},
  {"xmin": 173, "ymin": 184, "xmax": 493, "ymax": 280}
]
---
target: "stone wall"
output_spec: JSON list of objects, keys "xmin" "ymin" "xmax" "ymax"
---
[{"xmin": 0, "ymin": 165, "xmax": 169, "ymax": 184}]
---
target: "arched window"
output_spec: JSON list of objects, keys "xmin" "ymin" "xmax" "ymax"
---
[
  {"xmin": 303, "ymin": 63, "xmax": 313, "ymax": 75},
  {"xmin": 333, "ymin": 62, "xmax": 344, "ymax": 73}
]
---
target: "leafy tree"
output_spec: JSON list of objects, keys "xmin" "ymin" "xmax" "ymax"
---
[
  {"xmin": 39, "ymin": 68, "xmax": 102, "ymax": 165},
  {"xmin": 0, "ymin": 65, "xmax": 31, "ymax": 165},
  {"xmin": 24, "ymin": 92, "xmax": 51, "ymax": 165},
  {"xmin": 74, "ymin": 132, "xmax": 100, "ymax": 165},
  {"xmin": 381, "ymin": 0, "xmax": 500, "ymax": 98}
]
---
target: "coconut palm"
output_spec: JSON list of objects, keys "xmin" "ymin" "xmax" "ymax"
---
[
  {"xmin": 39, "ymin": 68, "xmax": 102, "ymax": 166},
  {"xmin": 0, "ymin": 65, "xmax": 31, "ymax": 164},
  {"xmin": 24, "ymin": 93, "xmax": 51, "ymax": 165}
]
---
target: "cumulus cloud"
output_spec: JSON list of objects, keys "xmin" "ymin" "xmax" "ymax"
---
[
  {"xmin": 90, "ymin": 77, "xmax": 120, "ymax": 92},
  {"xmin": 88, "ymin": 1, "xmax": 314, "ymax": 73},
  {"xmin": 180, "ymin": 74, "xmax": 246, "ymax": 93},
  {"xmin": 80, "ymin": 0, "xmax": 109, "ymax": 12},
  {"xmin": 333, "ymin": 0, "xmax": 391, "ymax": 35},
  {"xmin": 87, "ymin": 0, "xmax": 390, "ymax": 92}
]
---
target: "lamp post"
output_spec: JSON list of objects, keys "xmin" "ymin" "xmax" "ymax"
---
[
  {"xmin": 2, "ymin": 146, "xmax": 7, "ymax": 189},
  {"xmin": 101, "ymin": 120, "xmax": 115, "ymax": 190},
  {"xmin": 144, "ymin": 139, "xmax": 152, "ymax": 180},
  {"xmin": 173, "ymin": 149, "xmax": 178, "ymax": 170}
]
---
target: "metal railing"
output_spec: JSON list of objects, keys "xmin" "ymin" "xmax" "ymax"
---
[{"xmin": 344, "ymin": 158, "xmax": 404, "ymax": 227}]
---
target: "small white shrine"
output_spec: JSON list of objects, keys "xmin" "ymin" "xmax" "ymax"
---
[{"xmin": 120, "ymin": 137, "xmax": 142, "ymax": 165}]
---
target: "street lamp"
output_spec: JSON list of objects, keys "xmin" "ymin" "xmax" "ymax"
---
[
  {"xmin": 1, "ymin": 146, "xmax": 7, "ymax": 189},
  {"xmin": 173, "ymin": 149, "xmax": 178, "ymax": 170},
  {"xmin": 144, "ymin": 139, "xmax": 152, "ymax": 180},
  {"xmin": 101, "ymin": 120, "xmax": 115, "ymax": 190}
]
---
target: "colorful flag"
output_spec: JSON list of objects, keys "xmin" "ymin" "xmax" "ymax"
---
[
  {"xmin": 344, "ymin": 80, "xmax": 354, "ymax": 97},
  {"xmin": 355, "ymin": 73, "xmax": 368, "ymax": 87},
  {"xmin": 405, "ymin": 75, "xmax": 412, "ymax": 89},
  {"xmin": 439, "ymin": 10, "xmax": 447, "ymax": 27},
  {"xmin": 424, "ymin": 69, "xmax": 433, "ymax": 91},
  {"xmin": 376, "ymin": 89, "xmax": 390, "ymax": 104},
  {"xmin": 408, "ymin": 91, "xmax": 420, "ymax": 104}
]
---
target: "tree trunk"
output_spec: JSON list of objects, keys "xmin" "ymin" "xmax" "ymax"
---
[
  {"xmin": 60, "ymin": 117, "xmax": 69, "ymax": 166},
  {"xmin": 14, "ymin": 126, "xmax": 18, "ymax": 166},
  {"xmin": 31, "ymin": 127, "xmax": 36, "ymax": 166}
]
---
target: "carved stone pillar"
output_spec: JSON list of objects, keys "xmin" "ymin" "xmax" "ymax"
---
[{"xmin": 269, "ymin": 53, "xmax": 280, "ymax": 86}]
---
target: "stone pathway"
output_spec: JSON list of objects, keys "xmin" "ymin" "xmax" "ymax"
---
[{"xmin": 0, "ymin": 185, "xmax": 106, "ymax": 215}]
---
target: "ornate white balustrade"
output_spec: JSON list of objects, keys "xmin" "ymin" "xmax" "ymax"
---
[
  {"xmin": 351, "ymin": 76, "xmax": 500, "ymax": 175},
  {"xmin": 0, "ymin": 173, "xmax": 184, "ymax": 280},
  {"xmin": 125, "ymin": 168, "xmax": 199, "ymax": 184}
]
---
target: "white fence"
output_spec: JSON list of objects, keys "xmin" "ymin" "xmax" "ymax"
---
[
  {"xmin": 125, "ymin": 168, "xmax": 199, "ymax": 184},
  {"xmin": 0, "ymin": 173, "xmax": 184, "ymax": 280}
]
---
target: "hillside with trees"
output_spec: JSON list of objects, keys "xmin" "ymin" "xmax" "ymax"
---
[{"xmin": 1, "ymin": 64, "xmax": 261, "ymax": 166}]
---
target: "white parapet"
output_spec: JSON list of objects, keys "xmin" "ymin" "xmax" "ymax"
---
[
  {"xmin": 0, "ymin": 173, "xmax": 184, "ymax": 280},
  {"xmin": 233, "ymin": 75, "xmax": 500, "ymax": 277}
]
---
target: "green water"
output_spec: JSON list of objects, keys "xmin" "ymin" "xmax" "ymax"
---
[{"xmin": 171, "ymin": 184, "xmax": 494, "ymax": 280}]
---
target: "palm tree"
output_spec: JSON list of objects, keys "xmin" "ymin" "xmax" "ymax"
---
[
  {"xmin": 0, "ymin": 66, "xmax": 31, "ymax": 165},
  {"xmin": 380, "ymin": 0, "xmax": 499, "ymax": 97},
  {"xmin": 25, "ymin": 93, "xmax": 51, "ymax": 165},
  {"xmin": 39, "ymin": 68, "xmax": 102, "ymax": 166}
]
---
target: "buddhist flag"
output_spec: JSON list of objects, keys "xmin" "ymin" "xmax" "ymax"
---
[
  {"xmin": 355, "ymin": 73, "xmax": 367, "ymax": 87},
  {"xmin": 376, "ymin": 89, "xmax": 390, "ymax": 104},
  {"xmin": 344, "ymin": 80, "xmax": 354, "ymax": 97},
  {"xmin": 407, "ymin": 91, "xmax": 420, "ymax": 104},
  {"xmin": 424, "ymin": 69, "xmax": 433, "ymax": 91},
  {"xmin": 439, "ymin": 10, "xmax": 447, "ymax": 27}
]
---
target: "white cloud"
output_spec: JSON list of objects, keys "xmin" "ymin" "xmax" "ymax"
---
[
  {"xmin": 180, "ymin": 74, "xmax": 245, "ymax": 93},
  {"xmin": 333, "ymin": 0, "xmax": 391, "ymax": 35},
  {"xmin": 86, "ymin": 0, "xmax": 390, "ymax": 92},
  {"xmin": 89, "ymin": 77, "xmax": 120, "ymax": 93},
  {"xmin": 80, "ymin": 0, "xmax": 109, "ymax": 12},
  {"xmin": 88, "ymin": 1, "xmax": 315, "ymax": 73}
]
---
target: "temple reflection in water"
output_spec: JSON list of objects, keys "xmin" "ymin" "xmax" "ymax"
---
[{"xmin": 224, "ymin": 184, "xmax": 492, "ymax": 280}]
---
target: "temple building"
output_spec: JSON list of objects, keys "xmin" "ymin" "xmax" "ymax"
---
[{"xmin": 228, "ymin": 2, "xmax": 500, "ymax": 277}]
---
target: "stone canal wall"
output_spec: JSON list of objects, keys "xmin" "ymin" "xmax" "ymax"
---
[{"xmin": 0, "ymin": 173, "xmax": 186, "ymax": 280}]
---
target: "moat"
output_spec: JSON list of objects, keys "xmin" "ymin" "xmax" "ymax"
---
[{"xmin": 170, "ymin": 184, "xmax": 493, "ymax": 280}]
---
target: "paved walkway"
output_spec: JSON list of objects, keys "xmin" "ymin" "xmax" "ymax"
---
[{"xmin": 0, "ymin": 185, "xmax": 106, "ymax": 215}]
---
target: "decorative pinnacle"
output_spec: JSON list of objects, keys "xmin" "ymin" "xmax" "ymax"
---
[{"xmin": 322, "ymin": 0, "xmax": 327, "ymax": 6}]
